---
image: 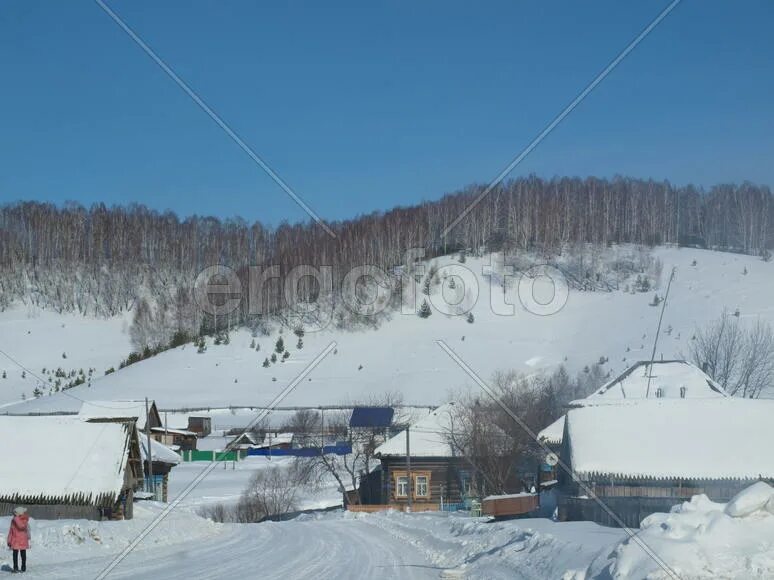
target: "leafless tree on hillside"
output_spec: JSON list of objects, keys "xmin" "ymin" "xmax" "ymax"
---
[{"xmin": 688, "ymin": 310, "xmax": 774, "ymax": 398}]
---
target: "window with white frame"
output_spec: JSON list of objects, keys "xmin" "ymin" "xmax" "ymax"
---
[
  {"xmin": 395, "ymin": 475, "xmax": 409, "ymax": 498},
  {"xmin": 415, "ymin": 475, "xmax": 429, "ymax": 497}
]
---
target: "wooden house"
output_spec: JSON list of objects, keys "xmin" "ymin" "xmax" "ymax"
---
[
  {"xmin": 0, "ymin": 416, "xmax": 142, "ymax": 520},
  {"xmin": 372, "ymin": 403, "xmax": 470, "ymax": 508},
  {"xmin": 79, "ymin": 400, "xmax": 180, "ymax": 502},
  {"xmin": 537, "ymin": 361, "xmax": 728, "ymax": 484},
  {"xmin": 151, "ymin": 427, "xmax": 198, "ymax": 451},
  {"xmin": 187, "ymin": 416, "xmax": 212, "ymax": 437},
  {"xmin": 558, "ymin": 398, "xmax": 774, "ymax": 528},
  {"xmin": 230, "ymin": 431, "xmax": 258, "ymax": 450}
]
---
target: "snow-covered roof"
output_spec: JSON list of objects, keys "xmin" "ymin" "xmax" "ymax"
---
[
  {"xmin": 538, "ymin": 361, "xmax": 727, "ymax": 445},
  {"xmin": 0, "ymin": 416, "xmax": 137, "ymax": 505},
  {"xmin": 257, "ymin": 432, "xmax": 294, "ymax": 447},
  {"xmin": 151, "ymin": 426, "xmax": 197, "ymax": 437},
  {"xmin": 375, "ymin": 402, "xmax": 456, "ymax": 458},
  {"xmin": 565, "ymin": 399, "xmax": 774, "ymax": 480},
  {"xmin": 140, "ymin": 437, "xmax": 181, "ymax": 466},
  {"xmin": 537, "ymin": 415, "xmax": 565, "ymax": 446},
  {"xmin": 232, "ymin": 432, "xmax": 258, "ymax": 445},
  {"xmin": 584, "ymin": 360, "xmax": 727, "ymax": 401},
  {"xmin": 78, "ymin": 400, "xmax": 158, "ymax": 431}
]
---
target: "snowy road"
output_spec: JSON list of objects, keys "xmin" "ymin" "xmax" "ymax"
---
[{"xmin": 28, "ymin": 515, "xmax": 440, "ymax": 580}]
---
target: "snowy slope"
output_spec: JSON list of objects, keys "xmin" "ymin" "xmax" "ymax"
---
[
  {"xmin": 2, "ymin": 247, "xmax": 774, "ymax": 414},
  {"xmin": 0, "ymin": 305, "xmax": 131, "ymax": 406}
]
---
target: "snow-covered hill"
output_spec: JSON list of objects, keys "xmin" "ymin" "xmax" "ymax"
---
[{"xmin": 2, "ymin": 247, "xmax": 773, "ymax": 415}]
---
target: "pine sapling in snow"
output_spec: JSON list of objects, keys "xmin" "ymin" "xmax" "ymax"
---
[
  {"xmin": 467, "ymin": 312, "xmax": 475, "ymax": 324},
  {"xmin": 418, "ymin": 299, "xmax": 432, "ymax": 318},
  {"xmin": 262, "ymin": 358, "xmax": 270, "ymax": 368},
  {"xmin": 275, "ymin": 337, "xmax": 285, "ymax": 354}
]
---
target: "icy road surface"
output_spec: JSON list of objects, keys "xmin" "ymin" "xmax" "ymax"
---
[{"xmin": 25, "ymin": 514, "xmax": 438, "ymax": 580}]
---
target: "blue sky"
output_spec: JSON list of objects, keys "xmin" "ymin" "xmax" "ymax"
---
[{"xmin": 1, "ymin": 1, "xmax": 772, "ymax": 224}]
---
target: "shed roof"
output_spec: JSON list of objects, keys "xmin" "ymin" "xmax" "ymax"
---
[
  {"xmin": 349, "ymin": 407, "xmax": 395, "ymax": 428},
  {"xmin": 565, "ymin": 398, "xmax": 774, "ymax": 481},
  {"xmin": 0, "ymin": 416, "xmax": 137, "ymax": 506},
  {"xmin": 375, "ymin": 402, "xmax": 456, "ymax": 458},
  {"xmin": 140, "ymin": 437, "xmax": 181, "ymax": 466}
]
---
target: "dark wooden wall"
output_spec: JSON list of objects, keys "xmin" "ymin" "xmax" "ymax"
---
[{"xmin": 380, "ymin": 457, "xmax": 465, "ymax": 505}]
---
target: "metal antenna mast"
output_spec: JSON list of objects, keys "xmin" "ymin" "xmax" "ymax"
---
[{"xmin": 646, "ymin": 267, "xmax": 677, "ymax": 397}]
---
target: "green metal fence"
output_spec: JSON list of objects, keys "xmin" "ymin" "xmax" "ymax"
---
[{"xmin": 183, "ymin": 449, "xmax": 243, "ymax": 462}]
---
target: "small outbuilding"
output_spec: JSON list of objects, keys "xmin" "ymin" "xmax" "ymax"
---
[
  {"xmin": 151, "ymin": 427, "xmax": 198, "ymax": 451},
  {"xmin": 558, "ymin": 398, "xmax": 774, "ymax": 527},
  {"xmin": 0, "ymin": 416, "xmax": 142, "ymax": 520}
]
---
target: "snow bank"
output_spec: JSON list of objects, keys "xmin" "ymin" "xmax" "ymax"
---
[
  {"xmin": 0, "ymin": 503, "xmax": 222, "ymax": 568},
  {"xmin": 611, "ymin": 482, "xmax": 774, "ymax": 579},
  {"xmin": 360, "ymin": 511, "xmax": 625, "ymax": 579}
]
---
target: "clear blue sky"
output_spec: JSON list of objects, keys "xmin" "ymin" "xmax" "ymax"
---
[{"xmin": 1, "ymin": 1, "xmax": 772, "ymax": 225}]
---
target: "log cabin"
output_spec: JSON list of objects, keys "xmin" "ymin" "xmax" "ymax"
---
[
  {"xmin": 537, "ymin": 360, "xmax": 728, "ymax": 485},
  {"xmin": 79, "ymin": 400, "xmax": 181, "ymax": 501},
  {"xmin": 558, "ymin": 398, "xmax": 774, "ymax": 527},
  {"xmin": 372, "ymin": 403, "xmax": 471, "ymax": 509},
  {"xmin": 0, "ymin": 416, "xmax": 142, "ymax": 520}
]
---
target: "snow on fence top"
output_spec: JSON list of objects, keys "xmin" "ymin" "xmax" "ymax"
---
[
  {"xmin": 375, "ymin": 402, "xmax": 456, "ymax": 458},
  {"xmin": 565, "ymin": 398, "xmax": 774, "ymax": 480},
  {"xmin": 0, "ymin": 416, "xmax": 134, "ymax": 506},
  {"xmin": 538, "ymin": 361, "xmax": 727, "ymax": 446},
  {"xmin": 78, "ymin": 400, "xmax": 157, "ymax": 431}
]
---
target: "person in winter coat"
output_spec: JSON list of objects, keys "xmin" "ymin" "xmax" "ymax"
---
[{"xmin": 6, "ymin": 507, "xmax": 30, "ymax": 573}]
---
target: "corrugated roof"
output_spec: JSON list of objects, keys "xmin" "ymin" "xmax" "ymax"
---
[
  {"xmin": 565, "ymin": 399, "xmax": 774, "ymax": 480},
  {"xmin": 349, "ymin": 407, "xmax": 395, "ymax": 428}
]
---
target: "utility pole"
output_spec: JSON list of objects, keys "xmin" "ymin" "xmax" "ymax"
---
[
  {"xmin": 646, "ymin": 267, "xmax": 677, "ymax": 397},
  {"xmin": 405, "ymin": 426, "xmax": 412, "ymax": 513},
  {"xmin": 145, "ymin": 397, "xmax": 154, "ymax": 498},
  {"xmin": 268, "ymin": 431, "xmax": 272, "ymax": 462},
  {"xmin": 320, "ymin": 408, "xmax": 325, "ymax": 454}
]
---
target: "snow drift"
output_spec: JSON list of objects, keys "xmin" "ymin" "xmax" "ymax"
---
[{"xmin": 611, "ymin": 482, "xmax": 774, "ymax": 579}]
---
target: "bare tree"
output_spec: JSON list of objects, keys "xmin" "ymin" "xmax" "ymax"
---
[
  {"xmin": 282, "ymin": 409, "xmax": 321, "ymax": 447},
  {"xmin": 235, "ymin": 460, "xmax": 313, "ymax": 522},
  {"xmin": 688, "ymin": 310, "xmax": 774, "ymax": 398}
]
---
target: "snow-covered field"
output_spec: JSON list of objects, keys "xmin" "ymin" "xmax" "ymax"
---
[{"xmin": 2, "ymin": 247, "xmax": 774, "ymax": 417}]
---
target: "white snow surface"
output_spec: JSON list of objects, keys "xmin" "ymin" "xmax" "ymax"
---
[
  {"xmin": 586, "ymin": 359, "xmax": 726, "ymax": 400},
  {"xmin": 538, "ymin": 360, "xmax": 727, "ymax": 445},
  {"xmin": 140, "ymin": 437, "xmax": 181, "ymax": 466},
  {"xmin": 612, "ymin": 483, "xmax": 774, "ymax": 579},
  {"xmin": 566, "ymin": 398, "xmax": 774, "ymax": 479},
  {"xmin": 3, "ymin": 247, "xmax": 774, "ymax": 415},
  {"xmin": 0, "ymin": 416, "xmax": 132, "ymax": 503},
  {"xmin": 375, "ymin": 402, "xmax": 457, "ymax": 457}
]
